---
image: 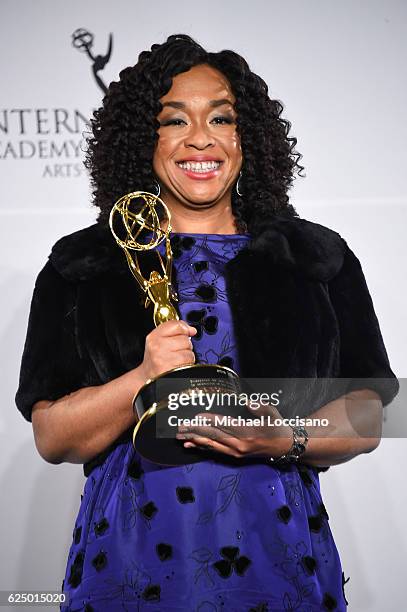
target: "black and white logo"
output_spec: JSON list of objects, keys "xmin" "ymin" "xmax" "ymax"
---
[{"xmin": 72, "ymin": 28, "xmax": 113, "ymax": 94}]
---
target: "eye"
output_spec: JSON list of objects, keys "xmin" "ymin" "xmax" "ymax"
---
[
  {"xmin": 211, "ymin": 116, "xmax": 234, "ymax": 125},
  {"xmin": 160, "ymin": 118, "xmax": 186, "ymax": 127},
  {"xmin": 159, "ymin": 115, "xmax": 235, "ymax": 127}
]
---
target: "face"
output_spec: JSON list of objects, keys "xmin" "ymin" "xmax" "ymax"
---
[{"xmin": 152, "ymin": 64, "xmax": 242, "ymax": 211}]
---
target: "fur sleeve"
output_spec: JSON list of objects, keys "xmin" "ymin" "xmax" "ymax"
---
[
  {"xmin": 328, "ymin": 240, "xmax": 399, "ymax": 406},
  {"xmin": 15, "ymin": 260, "xmax": 86, "ymax": 422}
]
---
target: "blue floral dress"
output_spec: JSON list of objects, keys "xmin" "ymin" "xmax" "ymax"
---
[{"xmin": 61, "ymin": 233, "xmax": 348, "ymax": 612}]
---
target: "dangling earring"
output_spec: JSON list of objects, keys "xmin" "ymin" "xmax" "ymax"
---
[
  {"xmin": 152, "ymin": 179, "xmax": 161, "ymax": 197},
  {"xmin": 236, "ymin": 171, "xmax": 243, "ymax": 197}
]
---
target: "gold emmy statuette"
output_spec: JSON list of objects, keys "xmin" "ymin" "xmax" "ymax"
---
[{"xmin": 109, "ymin": 191, "xmax": 243, "ymax": 465}]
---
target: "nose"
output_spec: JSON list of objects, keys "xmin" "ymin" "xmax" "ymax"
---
[{"xmin": 184, "ymin": 120, "xmax": 215, "ymax": 150}]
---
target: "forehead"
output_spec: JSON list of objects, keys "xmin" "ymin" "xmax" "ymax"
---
[{"xmin": 160, "ymin": 64, "xmax": 235, "ymax": 104}]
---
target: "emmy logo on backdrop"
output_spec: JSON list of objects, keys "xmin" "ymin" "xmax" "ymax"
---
[
  {"xmin": 71, "ymin": 28, "xmax": 113, "ymax": 94},
  {"xmin": 109, "ymin": 191, "xmax": 244, "ymax": 465}
]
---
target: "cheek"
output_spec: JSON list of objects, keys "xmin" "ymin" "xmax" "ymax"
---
[
  {"xmin": 153, "ymin": 135, "xmax": 179, "ymax": 167},
  {"xmin": 221, "ymin": 133, "xmax": 242, "ymax": 157},
  {"xmin": 152, "ymin": 144, "xmax": 167, "ymax": 172},
  {"xmin": 232, "ymin": 133, "xmax": 242, "ymax": 152},
  {"xmin": 226, "ymin": 136, "xmax": 243, "ymax": 165}
]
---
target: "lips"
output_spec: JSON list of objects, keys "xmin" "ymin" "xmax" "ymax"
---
[{"xmin": 176, "ymin": 156, "xmax": 223, "ymax": 163}]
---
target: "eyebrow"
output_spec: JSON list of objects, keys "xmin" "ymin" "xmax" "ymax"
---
[{"xmin": 161, "ymin": 98, "xmax": 234, "ymax": 110}]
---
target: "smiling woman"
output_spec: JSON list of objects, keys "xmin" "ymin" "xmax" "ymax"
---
[
  {"xmin": 15, "ymin": 33, "xmax": 398, "ymax": 612},
  {"xmin": 152, "ymin": 65, "xmax": 242, "ymax": 230}
]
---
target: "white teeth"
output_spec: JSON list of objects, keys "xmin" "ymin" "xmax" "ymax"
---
[{"xmin": 177, "ymin": 160, "xmax": 221, "ymax": 172}]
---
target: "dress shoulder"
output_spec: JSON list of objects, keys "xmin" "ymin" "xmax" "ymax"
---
[
  {"xmin": 247, "ymin": 214, "xmax": 347, "ymax": 282},
  {"xmin": 15, "ymin": 258, "xmax": 87, "ymax": 422},
  {"xmin": 49, "ymin": 222, "xmax": 123, "ymax": 282}
]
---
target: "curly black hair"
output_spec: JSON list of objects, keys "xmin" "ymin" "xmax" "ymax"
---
[{"xmin": 85, "ymin": 33, "xmax": 305, "ymax": 234}]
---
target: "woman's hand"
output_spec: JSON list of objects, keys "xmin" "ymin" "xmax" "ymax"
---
[
  {"xmin": 138, "ymin": 320, "xmax": 197, "ymax": 381},
  {"xmin": 175, "ymin": 403, "xmax": 293, "ymax": 460}
]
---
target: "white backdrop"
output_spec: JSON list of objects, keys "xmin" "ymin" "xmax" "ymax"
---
[{"xmin": 1, "ymin": 1, "xmax": 406, "ymax": 610}]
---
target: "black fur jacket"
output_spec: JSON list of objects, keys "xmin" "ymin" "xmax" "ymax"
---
[{"xmin": 15, "ymin": 215, "xmax": 399, "ymax": 476}]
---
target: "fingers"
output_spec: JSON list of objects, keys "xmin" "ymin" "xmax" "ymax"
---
[
  {"xmin": 145, "ymin": 322, "xmax": 195, "ymax": 355},
  {"xmin": 177, "ymin": 417, "xmax": 243, "ymax": 450},
  {"xmin": 155, "ymin": 335, "xmax": 193, "ymax": 352},
  {"xmin": 175, "ymin": 349, "xmax": 196, "ymax": 366},
  {"xmin": 179, "ymin": 433, "xmax": 242, "ymax": 458},
  {"xmin": 178, "ymin": 413, "xmax": 253, "ymax": 440},
  {"xmin": 158, "ymin": 320, "xmax": 197, "ymax": 338},
  {"xmin": 141, "ymin": 320, "xmax": 197, "ymax": 380}
]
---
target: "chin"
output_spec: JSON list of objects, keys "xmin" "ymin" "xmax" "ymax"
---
[
  {"xmin": 185, "ymin": 196, "xmax": 220, "ymax": 207},
  {"xmin": 182, "ymin": 188, "xmax": 224, "ymax": 203}
]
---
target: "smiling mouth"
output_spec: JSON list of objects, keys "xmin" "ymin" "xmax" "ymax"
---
[{"xmin": 176, "ymin": 160, "xmax": 222, "ymax": 174}]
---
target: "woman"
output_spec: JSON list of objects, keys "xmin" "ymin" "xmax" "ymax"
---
[{"xmin": 15, "ymin": 34, "xmax": 398, "ymax": 611}]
